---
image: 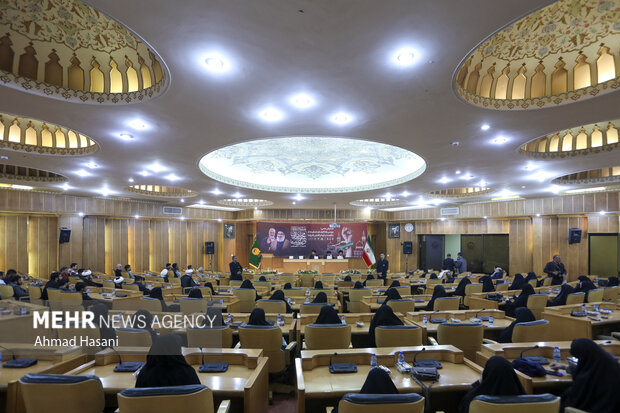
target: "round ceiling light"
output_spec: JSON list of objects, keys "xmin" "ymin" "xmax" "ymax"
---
[
  {"xmin": 199, "ymin": 136, "xmax": 426, "ymax": 193},
  {"xmin": 217, "ymin": 198, "xmax": 274, "ymax": 208}
]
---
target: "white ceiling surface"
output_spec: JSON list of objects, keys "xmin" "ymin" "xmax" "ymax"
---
[{"xmin": 1, "ymin": 0, "xmax": 620, "ymax": 209}]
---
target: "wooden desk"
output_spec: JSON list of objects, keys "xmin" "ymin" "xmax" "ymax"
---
[
  {"xmin": 282, "ymin": 259, "xmax": 349, "ymax": 273},
  {"xmin": 60, "ymin": 347, "xmax": 268, "ymax": 413},
  {"xmin": 475, "ymin": 340, "xmax": 620, "ymax": 394},
  {"xmin": 0, "ymin": 344, "xmax": 82, "ymax": 413},
  {"xmin": 360, "ymin": 295, "xmax": 430, "ymax": 312},
  {"xmin": 0, "ymin": 302, "xmax": 50, "ymax": 343},
  {"xmin": 542, "ymin": 302, "xmax": 620, "ymax": 340},
  {"xmin": 406, "ymin": 309, "xmax": 512, "ymax": 341},
  {"xmin": 296, "ymin": 345, "xmax": 481, "ymax": 413}
]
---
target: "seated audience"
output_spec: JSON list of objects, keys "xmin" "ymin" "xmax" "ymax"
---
[
  {"xmin": 383, "ymin": 287, "xmax": 401, "ymax": 304},
  {"xmin": 7, "ymin": 274, "xmax": 28, "ymax": 299},
  {"xmin": 131, "ymin": 275, "xmax": 151, "ymax": 295},
  {"xmin": 312, "ymin": 291, "xmax": 328, "ymax": 304},
  {"xmin": 490, "ymin": 265, "xmax": 505, "ymax": 279},
  {"xmin": 135, "ymin": 334, "xmax": 200, "ymax": 388},
  {"xmin": 314, "ymin": 281, "xmax": 324, "ymax": 289},
  {"xmin": 498, "ymin": 308, "xmax": 535, "ymax": 343},
  {"xmin": 181, "ymin": 269, "xmax": 197, "ymax": 289},
  {"xmin": 124, "ymin": 264, "xmax": 135, "ymax": 279},
  {"xmin": 148, "ymin": 287, "xmax": 169, "ymax": 311},
  {"xmin": 459, "ymin": 356, "xmax": 525, "ymax": 413},
  {"xmin": 131, "ymin": 309, "xmax": 158, "ymax": 341},
  {"xmin": 247, "ymin": 308, "xmax": 271, "ymax": 326},
  {"xmin": 315, "ymin": 305, "xmax": 341, "ymax": 324},
  {"xmin": 547, "ymin": 283, "xmax": 574, "ymax": 306},
  {"xmin": 41, "ymin": 271, "xmax": 67, "ymax": 300},
  {"xmin": 240, "ymin": 279, "xmax": 259, "ymax": 300},
  {"xmin": 480, "ymin": 275, "xmax": 495, "ymax": 292},
  {"xmin": 503, "ymin": 284, "xmax": 535, "ymax": 317},
  {"xmin": 75, "ymin": 282, "xmax": 94, "ymax": 307},
  {"xmin": 78, "ymin": 269, "xmax": 103, "ymax": 287},
  {"xmin": 426, "ymin": 284, "xmax": 448, "ymax": 311},
  {"xmin": 454, "ymin": 277, "xmax": 471, "ymax": 297},
  {"xmin": 188, "ymin": 288, "xmax": 203, "ymax": 299},
  {"xmin": 271, "ymin": 290, "xmax": 293, "ymax": 313},
  {"xmin": 368, "ymin": 304, "xmax": 403, "ymax": 347},
  {"xmin": 113, "ymin": 269, "xmax": 125, "ymax": 288},
  {"xmin": 508, "ymin": 273, "xmax": 526, "ymax": 290}
]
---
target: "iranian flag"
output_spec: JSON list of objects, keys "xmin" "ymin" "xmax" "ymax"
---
[{"xmin": 362, "ymin": 237, "xmax": 376, "ymax": 267}]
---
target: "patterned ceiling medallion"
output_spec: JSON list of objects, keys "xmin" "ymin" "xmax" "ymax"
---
[
  {"xmin": 217, "ymin": 198, "xmax": 274, "ymax": 208},
  {"xmin": 0, "ymin": 112, "xmax": 97, "ymax": 155},
  {"xmin": 520, "ymin": 120, "xmax": 619, "ymax": 159},
  {"xmin": 0, "ymin": 0, "xmax": 168, "ymax": 104},
  {"xmin": 427, "ymin": 187, "xmax": 494, "ymax": 199},
  {"xmin": 0, "ymin": 163, "xmax": 67, "ymax": 182},
  {"xmin": 349, "ymin": 198, "xmax": 405, "ymax": 207},
  {"xmin": 199, "ymin": 136, "xmax": 426, "ymax": 193},
  {"xmin": 454, "ymin": 0, "xmax": 620, "ymax": 110},
  {"xmin": 553, "ymin": 166, "xmax": 620, "ymax": 185},
  {"xmin": 125, "ymin": 184, "xmax": 197, "ymax": 198}
]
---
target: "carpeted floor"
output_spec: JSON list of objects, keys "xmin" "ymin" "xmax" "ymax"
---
[{"xmin": 269, "ymin": 393, "xmax": 297, "ymax": 412}]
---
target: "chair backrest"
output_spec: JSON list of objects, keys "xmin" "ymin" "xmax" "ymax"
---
[
  {"xmin": 299, "ymin": 274, "xmax": 315, "ymax": 288},
  {"xmin": 528, "ymin": 279, "xmax": 538, "ymax": 288},
  {"xmin": 28, "ymin": 285, "xmax": 42, "ymax": 300},
  {"xmin": 365, "ymin": 279, "xmax": 384, "ymax": 287},
  {"xmin": 386, "ymin": 299, "xmax": 416, "ymax": 314},
  {"xmin": 348, "ymin": 288, "xmax": 372, "ymax": 312},
  {"xmin": 375, "ymin": 325, "xmax": 423, "ymax": 347},
  {"xmin": 19, "ymin": 374, "xmax": 105, "ymax": 413},
  {"xmin": 118, "ymin": 384, "xmax": 215, "ymax": 413},
  {"xmin": 179, "ymin": 298, "xmax": 207, "ymax": 315},
  {"xmin": 139, "ymin": 297, "xmax": 165, "ymax": 312},
  {"xmin": 300, "ymin": 303, "xmax": 333, "ymax": 314},
  {"xmin": 278, "ymin": 274, "xmax": 297, "ymax": 286},
  {"xmin": 338, "ymin": 393, "xmax": 424, "ymax": 413},
  {"xmin": 232, "ymin": 288, "xmax": 256, "ymax": 312},
  {"xmin": 116, "ymin": 328, "xmax": 153, "ymax": 347},
  {"xmin": 542, "ymin": 277, "xmax": 553, "ymax": 286},
  {"xmin": 512, "ymin": 320, "xmax": 550, "ymax": 342},
  {"xmin": 566, "ymin": 292, "xmax": 585, "ymax": 305},
  {"xmin": 283, "ymin": 288, "xmax": 306, "ymax": 297},
  {"xmin": 238, "ymin": 325, "xmax": 285, "ymax": 373},
  {"xmin": 495, "ymin": 283, "xmax": 509, "ymax": 292},
  {"xmin": 46, "ymin": 288, "xmax": 62, "ymax": 302},
  {"xmin": 603, "ymin": 286, "xmax": 619, "ymax": 301},
  {"xmin": 465, "ymin": 283, "xmax": 483, "ymax": 295},
  {"xmin": 469, "ymin": 394, "xmax": 560, "ymax": 413},
  {"xmin": 256, "ymin": 299, "xmax": 286, "ymax": 314},
  {"xmin": 526, "ymin": 294, "xmax": 548, "ymax": 319},
  {"xmin": 0, "ymin": 285, "xmax": 14, "ymax": 300},
  {"xmin": 50, "ymin": 291, "xmax": 83, "ymax": 311},
  {"xmin": 123, "ymin": 284, "xmax": 140, "ymax": 291},
  {"xmin": 437, "ymin": 323, "xmax": 483, "ymax": 360},
  {"xmin": 434, "ymin": 296, "xmax": 460, "ymax": 311},
  {"xmin": 426, "ymin": 279, "xmax": 442, "ymax": 287},
  {"xmin": 187, "ymin": 326, "xmax": 233, "ymax": 349},
  {"xmin": 587, "ymin": 288, "xmax": 604, "ymax": 303},
  {"xmin": 228, "ymin": 280, "xmax": 243, "ymax": 288},
  {"xmin": 304, "ymin": 324, "xmax": 351, "ymax": 350}
]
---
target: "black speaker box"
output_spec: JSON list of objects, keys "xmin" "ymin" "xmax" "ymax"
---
[
  {"xmin": 402, "ymin": 241, "xmax": 413, "ymax": 255},
  {"xmin": 205, "ymin": 241, "xmax": 215, "ymax": 254},
  {"xmin": 568, "ymin": 228, "xmax": 582, "ymax": 244},
  {"xmin": 59, "ymin": 227, "xmax": 71, "ymax": 243}
]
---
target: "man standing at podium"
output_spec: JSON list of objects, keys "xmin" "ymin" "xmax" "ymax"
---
[{"xmin": 376, "ymin": 252, "xmax": 389, "ymax": 279}]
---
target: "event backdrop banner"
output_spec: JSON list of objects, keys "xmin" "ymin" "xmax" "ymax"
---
[{"xmin": 256, "ymin": 222, "xmax": 368, "ymax": 258}]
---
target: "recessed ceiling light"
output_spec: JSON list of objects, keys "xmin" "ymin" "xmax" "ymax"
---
[
  {"xmin": 292, "ymin": 201, "xmax": 296, "ymax": 205},
  {"xmin": 85, "ymin": 162, "xmax": 99, "ymax": 169},
  {"xmin": 119, "ymin": 133, "xmax": 134, "ymax": 141},
  {"xmin": 438, "ymin": 177, "xmax": 451, "ymax": 184},
  {"xmin": 217, "ymin": 218, "xmax": 222, "ymax": 222},
  {"xmin": 254, "ymin": 206, "xmax": 258, "ymax": 211},
  {"xmin": 455, "ymin": 170, "xmax": 461, "ymax": 175},
  {"xmin": 180, "ymin": 198, "xmax": 185, "ymax": 203},
  {"xmin": 180, "ymin": 216, "xmax": 185, "ymax": 220},
  {"xmin": 199, "ymin": 199, "xmax": 205, "ymax": 205},
  {"xmin": 528, "ymin": 171, "xmax": 553, "ymax": 182},
  {"xmin": 134, "ymin": 215, "xmax": 140, "ymax": 219},
  {"xmin": 138, "ymin": 170, "xmax": 151, "ymax": 177},
  {"xmin": 211, "ymin": 188, "xmax": 223, "ymax": 195},
  {"xmin": 0, "ymin": 155, "xmax": 8, "ymax": 160},
  {"xmin": 74, "ymin": 169, "xmax": 91, "ymax": 177},
  {"xmin": 400, "ymin": 191, "xmax": 411, "ymax": 197},
  {"xmin": 439, "ymin": 217, "xmax": 446, "ymax": 221},
  {"xmin": 293, "ymin": 194, "xmax": 304, "ymax": 201},
  {"xmin": 128, "ymin": 178, "xmax": 134, "ymax": 183},
  {"xmin": 524, "ymin": 163, "xmax": 538, "ymax": 171},
  {"xmin": 60, "ymin": 183, "xmax": 71, "ymax": 191},
  {"xmin": 491, "ymin": 136, "xmax": 509, "ymax": 145},
  {"xmin": 164, "ymin": 173, "xmax": 180, "ymax": 181},
  {"xmin": 12, "ymin": 184, "xmax": 33, "ymax": 190},
  {"xmin": 462, "ymin": 173, "xmax": 474, "ymax": 180},
  {"xmin": 483, "ymin": 216, "xmax": 488, "ymax": 219},
  {"xmin": 204, "ymin": 56, "xmax": 226, "ymax": 72},
  {"xmin": 548, "ymin": 185, "xmax": 562, "ymax": 194},
  {"xmin": 330, "ymin": 112, "xmax": 353, "ymax": 125},
  {"xmin": 494, "ymin": 189, "xmax": 516, "ymax": 198},
  {"xmin": 231, "ymin": 192, "xmax": 243, "ymax": 198},
  {"xmin": 521, "ymin": 185, "xmax": 526, "ymax": 189},
  {"xmin": 599, "ymin": 210, "xmax": 607, "ymax": 215},
  {"xmin": 78, "ymin": 212, "xmax": 84, "ymax": 217},
  {"xmin": 481, "ymin": 124, "xmax": 490, "ymax": 131},
  {"xmin": 477, "ymin": 180, "xmax": 487, "ymax": 187},
  {"xmin": 147, "ymin": 162, "xmax": 167, "ymax": 173},
  {"xmin": 99, "ymin": 186, "xmax": 112, "ymax": 197},
  {"xmin": 536, "ymin": 213, "xmax": 541, "ymax": 217},
  {"xmin": 364, "ymin": 206, "xmax": 373, "ymax": 212},
  {"xmin": 259, "ymin": 107, "xmax": 284, "ymax": 122},
  {"xmin": 290, "ymin": 93, "xmax": 315, "ymax": 109},
  {"xmin": 393, "ymin": 48, "xmax": 416, "ymax": 66},
  {"xmin": 129, "ymin": 119, "xmax": 147, "ymax": 130}
]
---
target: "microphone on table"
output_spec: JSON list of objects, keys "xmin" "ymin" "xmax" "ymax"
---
[
  {"xmin": 474, "ymin": 308, "xmax": 486, "ymax": 318},
  {"xmin": 0, "ymin": 344, "xmax": 38, "ymax": 367},
  {"xmin": 329, "ymin": 352, "xmax": 338, "ymax": 368},
  {"xmin": 520, "ymin": 344, "xmax": 540, "ymax": 358},
  {"xmin": 110, "ymin": 346, "xmax": 144, "ymax": 373},
  {"xmin": 413, "ymin": 347, "xmax": 426, "ymax": 364}
]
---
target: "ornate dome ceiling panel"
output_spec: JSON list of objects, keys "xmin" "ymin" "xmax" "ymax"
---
[
  {"xmin": 427, "ymin": 187, "xmax": 494, "ymax": 199},
  {"xmin": 217, "ymin": 198, "xmax": 274, "ymax": 208},
  {"xmin": 553, "ymin": 165, "xmax": 620, "ymax": 185},
  {"xmin": 0, "ymin": 163, "xmax": 67, "ymax": 182},
  {"xmin": 454, "ymin": 0, "xmax": 620, "ymax": 110},
  {"xmin": 520, "ymin": 119, "xmax": 619, "ymax": 158},
  {"xmin": 349, "ymin": 198, "xmax": 405, "ymax": 208},
  {"xmin": 0, "ymin": 111, "xmax": 97, "ymax": 155},
  {"xmin": 199, "ymin": 136, "xmax": 427, "ymax": 194},
  {"xmin": 0, "ymin": 0, "xmax": 168, "ymax": 104},
  {"xmin": 126, "ymin": 184, "xmax": 197, "ymax": 198}
]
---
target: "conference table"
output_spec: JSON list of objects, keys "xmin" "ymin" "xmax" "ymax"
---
[
  {"xmin": 475, "ymin": 340, "xmax": 620, "ymax": 394},
  {"xmin": 0, "ymin": 301, "xmax": 50, "ymax": 343},
  {"xmin": 406, "ymin": 309, "xmax": 513, "ymax": 341},
  {"xmin": 296, "ymin": 345, "xmax": 482, "ymax": 413},
  {"xmin": 55, "ymin": 347, "xmax": 269, "ymax": 413},
  {"xmin": 542, "ymin": 302, "xmax": 620, "ymax": 340},
  {"xmin": 360, "ymin": 295, "xmax": 431, "ymax": 312}
]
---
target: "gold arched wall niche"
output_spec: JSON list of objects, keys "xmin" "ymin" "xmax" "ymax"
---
[
  {"xmin": 0, "ymin": 0, "xmax": 168, "ymax": 104},
  {"xmin": 454, "ymin": 0, "xmax": 620, "ymax": 110},
  {"xmin": 0, "ymin": 112, "xmax": 97, "ymax": 155},
  {"xmin": 126, "ymin": 185, "xmax": 197, "ymax": 198},
  {"xmin": 427, "ymin": 187, "xmax": 494, "ymax": 199},
  {"xmin": 520, "ymin": 120, "xmax": 619, "ymax": 159},
  {"xmin": 0, "ymin": 163, "xmax": 67, "ymax": 182},
  {"xmin": 553, "ymin": 166, "xmax": 620, "ymax": 185}
]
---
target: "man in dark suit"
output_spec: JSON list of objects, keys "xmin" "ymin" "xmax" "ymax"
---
[
  {"xmin": 376, "ymin": 253, "xmax": 389, "ymax": 279},
  {"xmin": 442, "ymin": 254, "xmax": 455, "ymax": 272},
  {"xmin": 229, "ymin": 256, "xmax": 243, "ymax": 280},
  {"xmin": 181, "ymin": 270, "xmax": 197, "ymax": 289},
  {"xmin": 544, "ymin": 254, "xmax": 567, "ymax": 285}
]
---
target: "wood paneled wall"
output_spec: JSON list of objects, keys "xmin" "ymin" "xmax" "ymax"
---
[
  {"xmin": 58, "ymin": 216, "xmax": 83, "ymax": 266},
  {"xmin": 509, "ymin": 219, "xmax": 533, "ymax": 275},
  {"xmin": 27, "ymin": 216, "xmax": 58, "ymax": 278},
  {"xmin": 0, "ymin": 215, "xmax": 28, "ymax": 273}
]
